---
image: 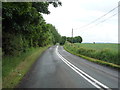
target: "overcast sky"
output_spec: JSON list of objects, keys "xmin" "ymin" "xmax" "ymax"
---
[{"xmin": 42, "ymin": 0, "xmax": 119, "ymax": 43}]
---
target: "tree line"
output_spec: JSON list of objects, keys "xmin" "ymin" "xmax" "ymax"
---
[
  {"xmin": 60, "ymin": 36, "xmax": 82, "ymax": 45},
  {"xmin": 2, "ymin": 2, "xmax": 82, "ymax": 56},
  {"xmin": 2, "ymin": 2, "xmax": 62, "ymax": 56}
]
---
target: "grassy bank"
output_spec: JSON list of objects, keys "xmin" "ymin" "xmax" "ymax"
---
[
  {"xmin": 2, "ymin": 45, "xmax": 50, "ymax": 88},
  {"xmin": 64, "ymin": 42, "xmax": 120, "ymax": 69}
]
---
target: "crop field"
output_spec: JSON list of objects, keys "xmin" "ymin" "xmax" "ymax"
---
[
  {"xmin": 75, "ymin": 43, "xmax": 118, "ymax": 53},
  {"xmin": 64, "ymin": 42, "xmax": 119, "ymax": 65}
]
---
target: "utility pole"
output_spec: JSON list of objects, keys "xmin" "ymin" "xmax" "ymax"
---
[{"xmin": 72, "ymin": 28, "xmax": 73, "ymax": 43}]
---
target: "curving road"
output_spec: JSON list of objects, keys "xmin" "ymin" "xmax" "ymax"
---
[{"xmin": 17, "ymin": 45, "xmax": 119, "ymax": 89}]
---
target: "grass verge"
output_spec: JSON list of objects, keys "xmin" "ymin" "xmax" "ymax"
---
[
  {"xmin": 2, "ymin": 45, "xmax": 50, "ymax": 88},
  {"xmin": 64, "ymin": 45, "xmax": 120, "ymax": 69}
]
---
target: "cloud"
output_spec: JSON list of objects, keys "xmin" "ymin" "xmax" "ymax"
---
[{"xmin": 42, "ymin": 0, "xmax": 119, "ymax": 43}]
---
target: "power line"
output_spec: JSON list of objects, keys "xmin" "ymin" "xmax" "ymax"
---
[
  {"xmin": 74, "ymin": 5, "xmax": 119, "ymax": 30},
  {"xmin": 95, "ymin": 10, "xmax": 119, "ymax": 25},
  {"xmin": 79, "ymin": 10, "xmax": 119, "ymax": 35}
]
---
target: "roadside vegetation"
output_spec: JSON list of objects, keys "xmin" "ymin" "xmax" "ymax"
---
[
  {"xmin": 60, "ymin": 36, "xmax": 82, "ymax": 45},
  {"xmin": 2, "ymin": 1, "xmax": 62, "ymax": 88},
  {"xmin": 2, "ymin": 1, "xmax": 119, "ymax": 88},
  {"xmin": 3, "ymin": 47, "xmax": 49, "ymax": 78},
  {"xmin": 2, "ymin": 2, "xmax": 62, "ymax": 57},
  {"xmin": 64, "ymin": 42, "xmax": 120, "ymax": 69},
  {"xmin": 3, "ymin": 46, "xmax": 50, "ymax": 88}
]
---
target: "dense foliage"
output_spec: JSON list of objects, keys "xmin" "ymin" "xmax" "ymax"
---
[
  {"xmin": 60, "ymin": 36, "xmax": 83, "ymax": 45},
  {"xmin": 67, "ymin": 36, "xmax": 82, "ymax": 43},
  {"xmin": 2, "ymin": 2, "xmax": 61, "ymax": 56},
  {"xmin": 60, "ymin": 36, "xmax": 66, "ymax": 45}
]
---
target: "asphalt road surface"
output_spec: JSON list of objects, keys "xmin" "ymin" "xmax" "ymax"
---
[{"xmin": 18, "ymin": 45, "xmax": 119, "ymax": 89}]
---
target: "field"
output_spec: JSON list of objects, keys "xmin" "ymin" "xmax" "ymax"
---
[
  {"xmin": 75, "ymin": 43, "xmax": 118, "ymax": 52},
  {"xmin": 64, "ymin": 42, "xmax": 119, "ymax": 67}
]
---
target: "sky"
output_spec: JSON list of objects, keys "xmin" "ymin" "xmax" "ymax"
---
[{"xmin": 42, "ymin": 0, "xmax": 119, "ymax": 43}]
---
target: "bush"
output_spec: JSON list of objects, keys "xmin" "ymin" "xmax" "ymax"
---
[{"xmin": 2, "ymin": 34, "xmax": 29, "ymax": 56}]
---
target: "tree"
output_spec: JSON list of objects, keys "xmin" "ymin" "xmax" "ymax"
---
[
  {"xmin": 60, "ymin": 36, "xmax": 66, "ymax": 45},
  {"xmin": 2, "ymin": 2, "xmax": 62, "ymax": 56},
  {"xmin": 67, "ymin": 37, "xmax": 72, "ymax": 43},
  {"xmin": 73, "ymin": 36, "xmax": 82, "ymax": 43},
  {"xmin": 66, "ymin": 36, "xmax": 82, "ymax": 43},
  {"xmin": 32, "ymin": 1, "xmax": 62, "ymax": 14},
  {"xmin": 47, "ymin": 24, "xmax": 61, "ymax": 44}
]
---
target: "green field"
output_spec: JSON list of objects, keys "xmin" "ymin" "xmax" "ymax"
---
[
  {"xmin": 75, "ymin": 43, "xmax": 118, "ymax": 52},
  {"xmin": 64, "ymin": 42, "xmax": 119, "ymax": 67}
]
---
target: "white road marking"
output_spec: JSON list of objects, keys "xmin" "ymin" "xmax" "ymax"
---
[{"xmin": 56, "ymin": 46, "xmax": 110, "ymax": 89}]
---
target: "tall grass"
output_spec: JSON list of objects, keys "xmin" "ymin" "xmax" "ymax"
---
[
  {"xmin": 64, "ymin": 42, "xmax": 119, "ymax": 65},
  {"xmin": 3, "ymin": 46, "xmax": 50, "ymax": 88},
  {"xmin": 2, "ymin": 47, "xmax": 47, "ymax": 78}
]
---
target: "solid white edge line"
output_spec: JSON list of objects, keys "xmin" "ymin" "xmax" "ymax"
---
[{"xmin": 56, "ymin": 46, "xmax": 110, "ymax": 89}]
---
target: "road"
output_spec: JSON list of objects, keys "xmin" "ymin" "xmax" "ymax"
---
[{"xmin": 17, "ymin": 45, "xmax": 119, "ymax": 89}]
